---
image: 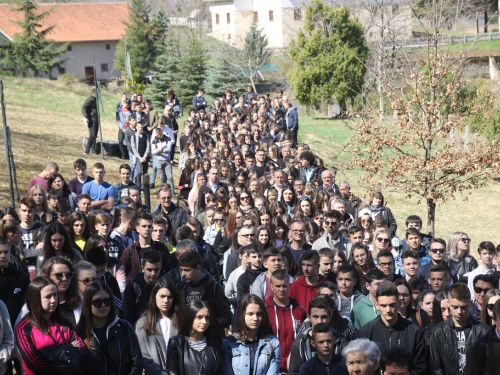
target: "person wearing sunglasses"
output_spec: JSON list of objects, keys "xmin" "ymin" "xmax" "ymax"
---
[
  {"xmin": 76, "ymin": 280, "xmax": 143, "ymax": 374},
  {"xmin": 467, "ymin": 241, "xmax": 497, "ymax": 299},
  {"xmin": 74, "ymin": 261, "xmax": 97, "ymax": 297},
  {"xmin": 312, "ymin": 210, "xmax": 350, "ymax": 252},
  {"xmin": 480, "ymin": 288, "xmax": 500, "ymax": 325},
  {"xmin": 446, "ymin": 231, "xmax": 478, "ymax": 284},
  {"xmin": 419, "ymin": 238, "xmax": 448, "ymax": 281},
  {"xmin": 469, "ymin": 274, "xmax": 499, "ymax": 321}
]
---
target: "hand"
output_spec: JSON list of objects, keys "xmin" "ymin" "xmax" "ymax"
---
[
  {"xmin": 36, "ymin": 242, "xmax": 44, "ymax": 249},
  {"xmin": 71, "ymin": 340, "xmax": 81, "ymax": 348},
  {"xmin": 147, "ymin": 127, "xmax": 152, "ymax": 132}
]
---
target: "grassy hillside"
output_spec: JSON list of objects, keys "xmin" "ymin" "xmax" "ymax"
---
[{"xmin": 1, "ymin": 75, "xmax": 500, "ymax": 245}]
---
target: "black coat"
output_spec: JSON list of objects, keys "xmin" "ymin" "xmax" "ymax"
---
[
  {"xmin": 81, "ymin": 317, "xmax": 143, "ymax": 375},
  {"xmin": 122, "ymin": 273, "xmax": 154, "ymax": 326},
  {"xmin": 428, "ymin": 315, "xmax": 490, "ymax": 375},
  {"xmin": 371, "ymin": 206, "xmax": 398, "ymax": 236},
  {"xmin": 153, "ymin": 203, "xmax": 188, "ymax": 234},
  {"xmin": 166, "ymin": 335, "xmax": 223, "ymax": 375},
  {"xmin": 464, "ymin": 325, "xmax": 500, "ymax": 375},
  {"xmin": 0, "ymin": 264, "xmax": 30, "ymax": 322},
  {"xmin": 358, "ymin": 315, "xmax": 426, "ymax": 375}
]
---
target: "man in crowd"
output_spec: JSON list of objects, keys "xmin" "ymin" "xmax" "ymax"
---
[
  {"xmin": 153, "ymin": 186, "xmax": 188, "ymax": 233},
  {"xmin": 27, "ymin": 161, "xmax": 59, "ymax": 194},
  {"xmin": 312, "ymin": 211, "xmax": 350, "ymax": 252},
  {"xmin": 82, "ymin": 88, "xmax": 98, "ymax": 155},
  {"xmin": 350, "ymin": 269, "xmax": 386, "ymax": 330}
]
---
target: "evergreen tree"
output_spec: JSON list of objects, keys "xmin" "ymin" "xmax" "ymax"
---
[
  {"xmin": 114, "ymin": 0, "xmax": 163, "ymax": 79},
  {"xmin": 176, "ymin": 36, "xmax": 206, "ymax": 107},
  {"xmin": 204, "ymin": 54, "xmax": 240, "ymax": 98},
  {"xmin": 243, "ymin": 20, "xmax": 271, "ymax": 93},
  {"xmin": 0, "ymin": 0, "xmax": 67, "ymax": 77},
  {"xmin": 146, "ymin": 33, "xmax": 182, "ymax": 109}
]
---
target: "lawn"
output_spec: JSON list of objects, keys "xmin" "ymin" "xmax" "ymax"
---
[{"xmin": 1, "ymin": 75, "xmax": 499, "ymax": 246}]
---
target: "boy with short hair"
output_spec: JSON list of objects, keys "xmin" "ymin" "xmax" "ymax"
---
[
  {"xmin": 290, "ymin": 251, "xmax": 326, "ymax": 309},
  {"xmin": 251, "ymin": 247, "xmax": 293, "ymax": 300},
  {"xmin": 109, "ymin": 207, "xmax": 139, "ymax": 258},
  {"xmin": 419, "ymin": 238, "xmax": 447, "ymax": 280},
  {"xmin": 350, "ymin": 269, "xmax": 386, "ymax": 329},
  {"xmin": 336, "ymin": 265, "xmax": 364, "ymax": 317},
  {"xmin": 82, "ymin": 163, "xmax": 115, "ymax": 214},
  {"xmin": 68, "ymin": 159, "xmax": 93, "ymax": 198},
  {"xmin": 18, "ymin": 198, "xmax": 44, "ymax": 265},
  {"xmin": 47, "ymin": 190, "xmax": 61, "ymax": 213},
  {"xmin": 380, "ymin": 347, "xmax": 414, "ymax": 375},
  {"xmin": 113, "ymin": 164, "xmax": 138, "ymax": 207},
  {"xmin": 346, "ymin": 226, "xmax": 363, "ymax": 259},
  {"xmin": 401, "ymin": 215, "xmax": 432, "ymax": 253},
  {"xmin": 428, "ymin": 282, "xmax": 490, "ymax": 375},
  {"xmin": 77, "ymin": 194, "xmax": 92, "ymax": 216},
  {"xmin": 467, "ymin": 241, "xmax": 497, "ymax": 297},
  {"xmin": 401, "ymin": 250, "xmax": 421, "ymax": 282},
  {"xmin": 405, "ymin": 228, "xmax": 426, "ymax": 258},
  {"xmin": 55, "ymin": 199, "xmax": 72, "ymax": 227},
  {"xmin": 318, "ymin": 248, "xmax": 336, "ymax": 283},
  {"xmin": 236, "ymin": 244, "xmax": 264, "ymax": 300},
  {"xmin": 428, "ymin": 264, "xmax": 451, "ymax": 292}
]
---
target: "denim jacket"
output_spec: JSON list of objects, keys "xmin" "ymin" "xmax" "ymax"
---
[{"xmin": 223, "ymin": 334, "xmax": 281, "ymax": 375}]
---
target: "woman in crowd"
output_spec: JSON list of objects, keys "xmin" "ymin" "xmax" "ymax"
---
[
  {"xmin": 280, "ymin": 186, "xmax": 297, "ymax": 216},
  {"xmin": 166, "ymin": 300, "xmax": 223, "ymax": 375},
  {"xmin": 0, "ymin": 219, "xmax": 28, "ymax": 274},
  {"xmin": 37, "ymin": 222, "xmax": 82, "ymax": 275},
  {"xmin": 342, "ymin": 339, "xmax": 380, "ymax": 375},
  {"xmin": 272, "ymin": 216, "xmax": 289, "ymax": 247},
  {"xmin": 188, "ymin": 172, "xmax": 207, "ymax": 216},
  {"xmin": 431, "ymin": 291, "xmax": 450, "ymax": 327},
  {"xmin": 238, "ymin": 188, "xmax": 254, "ymax": 214},
  {"xmin": 77, "ymin": 281, "xmax": 143, "ymax": 374},
  {"xmin": 74, "ymin": 261, "xmax": 97, "ymax": 297},
  {"xmin": 255, "ymin": 225, "xmax": 274, "ymax": 250},
  {"xmin": 298, "ymin": 197, "xmax": 316, "ymax": 221},
  {"xmin": 349, "ymin": 244, "xmax": 375, "ymax": 293},
  {"xmin": 136, "ymin": 279, "xmax": 181, "ymax": 374},
  {"xmin": 266, "ymin": 187, "xmax": 279, "ymax": 206},
  {"xmin": 481, "ymin": 289, "xmax": 500, "ymax": 325},
  {"xmin": 333, "ymin": 249, "xmax": 348, "ymax": 273},
  {"xmin": 370, "ymin": 230, "xmax": 392, "ymax": 260},
  {"xmin": 48, "ymin": 173, "xmax": 79, "ymax": 213},
  {"xmin": 16, "ymin": 276, "xmax": 86, "ymax": 375},
  {"xmin": 369, "ymin": 192, "xmax": 397, "ymax": 236},
  {"xmin": 357, "ymin": 210, "xmax": 374, "ymax": 245},
  {"xmin": 178, "ymin": 158, "xmax": 195, "ymax": 199},
  {"xmin": 419, "ymin": 290, "xmax": 437, "ymax": 319},
  {"xmin": 68, "ymin": 212, "xmax": 91, "ymax": 253},
  {"xmin": 94, "ymin": 213, "xmax": 111, "ymax": 240},
  {"xmin": 178, "ymin": 139, "xmax": 200, "ymax": 171},
  {"xmin": 446, "ymin": 231, "xmax": 478, "ymax": 283},
  {"xmin": 29, "ymin": 185, "xmax": 55, "ymax": 224},
  {"xmin": 394, "ymin": 279, "xmax": 431, "ymax": 328},
  {"xmin": 223, "ymin": 294, "xmax": 280, "ymax": 375}
]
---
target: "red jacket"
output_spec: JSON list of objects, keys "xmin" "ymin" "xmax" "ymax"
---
[
  {"xmin": 265, "ymin": 296, "xmax": 307, "ymax": 372},
  {"xmin": 288, "ymin": 275, "xmax": 326, "ymax": 310}
]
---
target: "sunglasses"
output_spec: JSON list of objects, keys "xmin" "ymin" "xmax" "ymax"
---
[
  {"xmin": 487, "ymin": 303, "xmax": 496, "ymax": 311},
  {"xmin": 474, "ymin": 286, "xmax": 491, "ymax": 295},
  {"xmin": 78, "ymin": 277, "xmax": 98, "ymax": 285},
  {"xmin": 460, "ymin": 238, "xmax": 472, "ymax": 244},
  {"xmin": 91, "ymin": 298, "xmax": 112, "ymax": 308},
  {"xmin": 376, "ymin": 238, "xmax": 390, "ymax": 244},
  {"xmin": 430, "ymin": 248, "xmax": 446, "ymax": 254},
  {"xmin": 51, "ymin": 272, "xmax": 73, "ymax": 281},
  {"xmin": 240, "ymin": 196, "xmax": 250, "ymax": 200},
  {"xmin": 324, "ymin": 221, "xmax": 338, "ymax": 226},
  {"xmin": 240, "ymin": 233, "xmax": 255, "ymax": 238}
]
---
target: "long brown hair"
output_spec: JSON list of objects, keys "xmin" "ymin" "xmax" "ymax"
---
[
  {"xmin": 40, "ymin": 257, "xmax": 81, "ymax": 310},
  {"xmin": 235, "ymin": 295, "xmax": 273, "ymax": 341},
  {"xmin": 26, "ymin": 276, "xmax": 67, "ymax": 334},
  {"xmin": 140, "ymin": 279, "xmax": 181, "ymax": 336}
]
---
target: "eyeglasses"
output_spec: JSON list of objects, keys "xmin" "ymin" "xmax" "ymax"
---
[
  {"xmin": 292, "ymin": 229, "xmax": 305, "ymax": 234},
  {"xmin": 487, "ymin": 303, "xmax": 496, "ymax": 311},
  {"xmin": 378, "ymin": 262, "xmax": 393, "ymax": 268},
  {"xmin": 474, "ymin": 286, "xmax": 492, "ymax": 295},
  {"xmin": 430, "ymin": 248, "xmax": 446, "ymax": 254},
  {"xmin": 91, "ymin": 298, "xmax": 112, "ymax": 308},
  {"xmin": 460, "ymin": 238, "xmax": 472, "ymax": 244},
  {"xmin": 324, "ymin": 221, "xmax": 338, "ymax": 226},
  {"xmin": 376, "ymin": 238, "xmax": 390, "ymax": 244},
  {"xmin": 240, "ymin": 233, "xmax": 255, "ymax": 238},
  {"xmin": 240, "ymin": 196, "xmax": 250, "ymax": 201},
  {"xmin": 78, "ymin": 277, "xmax": 98, "ymax": 285},
  {"xmin": 51, "ymin": 272, "xmax": 73, "ymax": 281}
]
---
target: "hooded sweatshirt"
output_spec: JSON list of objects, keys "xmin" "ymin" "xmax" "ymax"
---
[
  {"xmin": 265, "ymin": 296, "xmax": 307, "ymax": 372},
  {"xmin": 122, "ymin": 272, "xmax": 155, "ymax": 326},
  {"xmin": 337, "ymin": 290, "xmax": 364, "ymax": 318},
  {"xmin": 289, "ymin": 275, "xmax": 327, "ymax": 310},
  {"xmin": 350, "ymin": 295, "xmax": 380, "ymax": 330}
]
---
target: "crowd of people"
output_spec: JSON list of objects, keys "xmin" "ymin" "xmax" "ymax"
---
[{"xmin": 0, "ymin": 87, "xmax": 498, "ymax": 375}]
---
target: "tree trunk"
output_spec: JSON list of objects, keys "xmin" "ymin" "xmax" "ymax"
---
[
  {"xmin": 484, "ymin": 10, "xmax": 488, "ymax": 33},
  {"xmin": 426, "ymin": 198, "xmax": 436, "ymax": 237},
  {"xmin": 476, "ymin": 12, "xmax": 479, "ymax": 34}
]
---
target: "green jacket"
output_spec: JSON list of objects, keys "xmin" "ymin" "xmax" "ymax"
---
[{"xmin": 350, "ymin": 295, "xmax": 379, "ymax": 330}]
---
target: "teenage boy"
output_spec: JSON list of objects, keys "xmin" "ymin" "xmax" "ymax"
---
[
  {"xmin": 123, "ymin": 250, "xmax": 162, "ymax": 325},
  {"xmin": 288, "ymin": 296, "xmax": 347, "ymax": 375},
  {"xmin": 125, "ymin": 116, "xmax": 137, "ymax": 179},
  {"xmin": 236, "ymin": 244, "xmax": 264, "ymax": 299},
  {"xmin": 401, "ymin": 215, "xmax": 432, "ymax": 253},
  {"xmin": 469, "ymin": 274, "xmax": 498, "ymax": 320},
  {"xmin": 350, "ymin": 269, "xmax": 386, "ymax": 330},
  {"xmin": 82, "ymin": 163, "xmax": 115, "ymax": 214},
  {"xmin": 18, "ymin": 198, "xmax": 44, "ymax": 265},
  {"xmin": 376, "ymin": 250, "xmax": 402, "ymax": 282},
  {"xmin": 298, "ymin": 323, "xmax": 348, "ymax": 375},
  {"xmin": 467, "ymin": 241, "xmax": 497, "ymax": 297},
  {"xmin": 77, "ymin": 194, "xmax": 92, "ymax": 216},
  {"xmin": 27, "ymin": 161, "xmax": 58, "ymax": 194},
  {"xmin": 346, "ymin": 226, "xmax": 363, "ymax": 259},
  {"xmin": 404, "ymin": 228, "xmax": 426, "ymax": 258},
  {"xmin": 54, "ymin": 200, "xmax": 72, "ymax": 227},
  {"xmin": 113, "ymin": 164, "xmax": 138, "ymax": 207},
  {"xmin": 318, "ymin": 248, "xmax": 337, "ymax": 283},
  {"xmin": 288, "ymin": 220, "xmax": 312, "ymax": 264},
  {"xmin": 336, "ymin": 265, "xmax": 364, "ymax": 317},
  {"xmin": 151, "ymin": 127, "xmax": 174, "ymax": 194},
  {"xmin": 68, "ymin": 159, "xmax": 93, "ymax": 198},
  {"xmin": 312, "ymin": 210, "xmax": 350, "ymax": 252},
  {"xmin": 428, "ymin": 282, "xmax": 490, "ymax": 375},
  {"xmin": 290, "ymin": 251, "xmax": 326, "ymax": 309},
  {"xmin": 419, "ymin": 238, "xmax": 447, "ymax": 280},
  {"xmin": 266, "ymin": 269, "xmax": 308, "ymax": 373},
  {"xmin": 121, "ymin": 212, "xmax": 177, "ymax": 284},
  {"xmin": 176, "ymin": 249, "xmax": 232, "ymax": 338},
  {"xmin": 428, "ymin": 264, "xmax": 452, "ymax": 292},
  {"xmin": 380, "ymin": 347, "xmax": 414, "ymax": 375},
  {"xmin": 401, "ymin": 250, "xmax": 421, "ymax": 282},
  {"xmin": 251, "ymin": 247, "xmax": 293, "ymax": 301},
  {"xmin": 109, "ymin": 207, "xmax": 138, "ymax": 259},
  {"xmin": 358, "ymin": 281, "xmax": 426, "ymax": 375}
]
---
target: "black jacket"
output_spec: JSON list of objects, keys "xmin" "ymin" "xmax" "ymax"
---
[
  {"xmin": 0, "ymin": 264, "xmax": 30, "ymax": 322},
  {"xmin": 299, "ymin": 354, "xmax": 349, "ymax": 375},
  {"xmin": 80, "ymin": 317, "xmax": 143, "ymax": 375},
  {"xmin": 197, "ymin": 183, "xmax": 227, "ymax": 212},
  {"xmin": 123, "ymin": 273, "xmax": 155, "ymax": 326},
  {"xmin": 166, "ymin": 334, "xmax": 223, "ymax": 375},
  {"xmin": 428, "ymin": 315, "xmax": 490, "ymax": 375},
  {"xmin": 153, "ymin": 203, "xmax": 188, "ymax": 234},
  {"xmin": 464, "ymin": 325, "xmax": 500, "ymax": 375},
  {"xmin": 196, "ymin": 236, "xmax": 220, "ymax": 281},
  {"xmin": 237, "ymin": 268, "xmax": 264, "ymax": 300},
  {"xmin": 371, "ymin": 206, "xmax": 398, "ymax": 236},
  {"xmin": 358, "ymin": 315, "xmax": 426, "ymax": 375},
  {"xmin": 82, "ymin": 95, "xmax": 98, "ymax": 119},
  {"xmin": 176, "ymin": 274, "xmax": 232, "ymax": 338}
]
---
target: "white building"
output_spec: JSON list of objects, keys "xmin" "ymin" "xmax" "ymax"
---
[{"xmin": 0, "ymin": 2, "xmax": 129, "ymax": 81}]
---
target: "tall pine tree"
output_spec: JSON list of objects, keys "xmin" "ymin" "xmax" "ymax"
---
[
  {"xmin": 0, "ymin": 0, "xmax": 67, "ymax": 77},
  {"xmin": 175, "ymin": 36, "xmax": 206, "ymax": 107},
  {"xmin": 204, "ymin": 54, "xmax": 240, "ymax": 99}
]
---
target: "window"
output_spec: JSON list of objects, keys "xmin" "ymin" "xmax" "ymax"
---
[
  {"xmin": 58, "ymin": 67, "xmax": 66, "ymax": 74},
  {"xmin": 101, "ymin": 64, "xmax": 108, "ymax": 72},
  {"xmin": 216, "ymin": 13, "xmax": 219, "ymax": 25},
  {"xmin": 227, "ymin": 12, "xmax": 230, "ymax": 24},
  {"xmin": 269, "ymin": 10, "xmax": 274, "ymax": 22},
  {"xmin": 253, "ymin": 11, "xmax": 258, "ymax": 22},
  {"xmin": 293, "ymin": 8, "xmax": 302, "ymax": 20},
  {"xmin": 67, "ymin": 45, "xmax": 72, "ymax": 51},
  {"xmin": 105, "ymin": 44, "xmax": 111, "ymax": 50},
  {"xmin": 228, "ymin": 34, "xmax": 232, "ymax": 40}
]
